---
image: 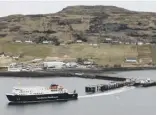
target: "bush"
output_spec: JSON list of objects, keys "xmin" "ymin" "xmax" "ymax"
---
[
  {"xmin": 73, "ymin": 31, "xmax": 87, "ymax": 42},
  {"xmin": 52, "ymin": 37, "xmax": 60, "ymax": 46},
  {"xmin": 113, "ymin": 64, "xmax": 121, "ymax": 68},
  {"xmin": 77, "ymin": 58, "xmax": 84, "ymax": 64},
  {"xmin": 105, "ymin": 64, "xmax": 109, "ymax": 68}
]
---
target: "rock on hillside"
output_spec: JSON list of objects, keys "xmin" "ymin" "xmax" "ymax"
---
[{"xmin": 0, "ymin": 5, "xmax": 156, "ymax": 44}]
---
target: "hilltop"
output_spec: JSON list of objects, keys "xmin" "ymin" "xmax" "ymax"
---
[{"xmin": 0, "ymin": 5, "xmax": 155, "ymax": 44}]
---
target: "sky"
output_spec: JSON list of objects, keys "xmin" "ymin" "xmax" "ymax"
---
[{"xmin": 0, "ymin": 1, "xmax": 156, "ymax": 17}]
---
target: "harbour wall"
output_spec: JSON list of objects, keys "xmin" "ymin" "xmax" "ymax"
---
[
  {"xmin": 0, "ymin": 66, "xmax": 155, "ymax": 81},
  {"xmin": 0, "ymin": 66, "xmax": 155, "ymax": 72},
  {"xmin": 0, "ymin": 71, "xmax": 126, "ymax": 81}
]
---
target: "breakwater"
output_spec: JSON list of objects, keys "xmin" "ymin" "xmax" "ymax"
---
[
  {"xmin": 101, "ymin": 66, "xmax": 156, "ymax": 71},
  {"xmin": 0, "ymin": 71, "xmax": 126, "ymax": 81}
]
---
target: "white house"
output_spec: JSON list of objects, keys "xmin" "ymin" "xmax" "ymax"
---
[
  {"xmin": 83, "ymin": 61, "xmax": 93, "ymax": 65},
  {"xmin": 76, "ymin": 40, "xmax": 83, "ymax": 43},
  {"xmin": 15, "ymin": 40, "xmax": 22, "ymax": 43},
  {"xmin": 125, "ymin": 57, "xmax": 137, "ymax": 63},
  {"xmin": 105, "ymin": 38, "xmax": 112, "ymax": 41},
  {"xmin": 137, "ymin": 42, "xmax": 143, "ymax": 45},
  {"xmin": 93, "ymin": 44, "xmax": 98, "ymax": 47},
  {"xmin": 31, "ymin": 58, "xmax": 42, "ymax": 63},
  {"xmin": 66, "ymin": 62, "xmax": 78, "ymax": 68},
  {"xmin": 43, "ymin": 61, "xmax": 66, "ymax": 69},
  {"xmin": 25, "ymin": 40, "xmax": 33, "ymax": 43},
  {"xmin": 42, "ymin": 40, "xmax": 52, "ymax": 44},
  {"xmin": 12, "ymin": 55, "xmax": 20, "ymax": 60}
]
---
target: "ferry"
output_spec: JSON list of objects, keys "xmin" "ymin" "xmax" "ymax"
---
[{"xmin": 6, "ymin": 84, "xmax": 78, "ymax": 103}]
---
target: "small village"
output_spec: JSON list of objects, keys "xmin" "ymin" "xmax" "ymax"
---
[
  {"xmin": 0, "ymin": 50, "xmax": 154, "ymax": 72},
  {"xmin": 13, "ymin": 37, "xmax": 155, "ymax": 46}
]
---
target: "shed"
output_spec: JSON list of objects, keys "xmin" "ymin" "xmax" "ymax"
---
[
  {"xmin": 83, "ymin": 61, "xmax": 94, "ymax": 65},
  {"xmin": 76, "ymin": 40, "xmax": 83, "ymax": 43},
  {"xmin": 25, "ymin": 40, "xmax": 33, "ymax": 43},
  {"xmin": 66, "ymin": 62, "xmax": 78, "ymax": 68},
  {"xmin": 43, "ymin": 61, "xmax": 66, "ymax": 69},
  {"xmin": 125, "ymin": 57, "xmax": 137, "ymax": 63},
  {"xmin": 42, "ymin": 40, "xmax": 53, "ymax": 44},
  {"xmin": 15, "ymin": 40, "xmax": 22, "ymax": 43},
  {"xmin": 137, "ymin": 42, "xmax": 143, "ymax": 45}
]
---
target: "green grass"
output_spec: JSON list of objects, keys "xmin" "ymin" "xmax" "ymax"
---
[
  {"xmin": 0, "ymin": 40, "xmax": 155, "ymax": 65},
  {"xmin": 150, "ymin": 44, "xmax": 156, "ymax": 64}
]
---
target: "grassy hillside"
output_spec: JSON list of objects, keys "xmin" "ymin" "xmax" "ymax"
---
[
  {"xmin": 0, "ymin": 5, "xmax": 155, "ymax": 66},
  {"xmin": 0, "ymin": 39, "xmax": 155, "ymax": 66}
]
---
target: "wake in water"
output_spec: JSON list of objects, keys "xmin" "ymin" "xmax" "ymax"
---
[{"xmin": 78, "ymin": 86, "xmax": 135, "ymax": 99}]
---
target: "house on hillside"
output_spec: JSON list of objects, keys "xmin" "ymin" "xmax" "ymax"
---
[
  {"xmin": 104, "ymin": 38, "xmax": 112, "ymax": 43},
  {"xmin": 31, "ymin": 58, "xmax": 43, "ymax": 63},
  {"xmin": 24, "ymin": 40, "xmax": 33, "ymax": 44},
  {"xmin": 111, "ymin": 40, "xmax": 119, "ymax": 45},
  {"xmin": 15, "ymin": 40, "xmax": 22, "ymax": 43},
  {"xmin": 76, "ymin": 40, "xmax": 83, "ymax": 43},
  {"xmin": 43, "ymin": 61, "xmax": 66, "ymax": 69},
  {"xmin": 124, "ymin": 57, "xmax": 138, "ymax": 63},
  {"xmin": 42, "ymin": 40, "xmax": 53, "ymax": 44},
  {"xmin": 12, "ymin": 55, "xmax": 20, "ymax": 60},
  {"xmin": 136, "ymin": 41, "xmax": 143, "ymax": 45}
]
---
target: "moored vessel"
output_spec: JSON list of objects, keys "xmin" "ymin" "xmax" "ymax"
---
[{"xmin": 6, "ymin": 84, "xmax": 78, "ymax": 103}]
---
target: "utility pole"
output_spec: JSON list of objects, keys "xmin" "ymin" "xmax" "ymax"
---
[
  {"xmin": 68, "ymin": 24, "xmax": 73, "ymax": 41},
  {"xmin": 136, "ymin": 42, "xmax": 139, "ymax": 63},
  {"xmin": 42, "ymin": 17, "xmax": 47, "ymax": 32},
  {"xmin": 97, "ymin": 31, "xmax": 101, "ymax": 48}
]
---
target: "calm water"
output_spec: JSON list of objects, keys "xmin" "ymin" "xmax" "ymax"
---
[{"xmin": 0, "ymin": 70, "xmax": 156, "ymax": 115}]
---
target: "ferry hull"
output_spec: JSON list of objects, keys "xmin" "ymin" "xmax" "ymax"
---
[{"xmin": 6, "ymin": 93, "xmax": 78, "ymax": 103}]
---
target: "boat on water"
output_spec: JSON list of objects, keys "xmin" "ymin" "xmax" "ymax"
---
[{"xmin": 6, "ymin": 84, "xmax": 78, "ymax": 103}]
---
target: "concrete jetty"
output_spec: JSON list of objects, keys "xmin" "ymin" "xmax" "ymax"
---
[
  {"xmin": 0, "ymin": 71, "xmax": 127, "ymax": 81},
  {"xmin": 85, "ymin": 79, "xmax": 156, "ymax": 93}
]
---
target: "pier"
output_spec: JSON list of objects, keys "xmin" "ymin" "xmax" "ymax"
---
[{"xmin": 85, "ymin": 79, "xmax": 156, "ymax": 93}]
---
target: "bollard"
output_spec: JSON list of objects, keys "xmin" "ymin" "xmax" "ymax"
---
[{"xmin": 85, "ymin": 86, "xmax": 89, "ymax": 92}]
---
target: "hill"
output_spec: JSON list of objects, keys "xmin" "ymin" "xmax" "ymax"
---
[
  {"xmin": 0, "ymin": 5, "xmax": 155, "ymax": 66},
  {"xmin": 0, "ymin": 5, "xmax": 155, "ymax": 44}
]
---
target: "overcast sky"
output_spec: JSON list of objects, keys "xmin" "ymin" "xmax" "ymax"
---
[{"xmin": 0, "ymin": 1, "xmax": 156, "ymax": 17}]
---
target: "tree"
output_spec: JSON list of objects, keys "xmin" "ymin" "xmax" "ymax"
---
[
  {"xmin": 77, "ymin": 58, "xmax": 84, "ymax": 64},
  {"xmin": 52, "ymin": 36, "xmax": 60, "ymax": 46},
  {"xmin": 34, "ymin": 36, "xmax": 45, "ymax": 44},
  {"xmin": 73, "ymin": 31, "xmax": 87, "ymax": 42}
]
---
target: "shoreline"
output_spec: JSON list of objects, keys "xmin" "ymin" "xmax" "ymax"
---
[
  {"xmin": 0, "ymin": 66, "xmax": 155, "ymax": 81},
  {"xmin": 0, "ymin": 71, "xmax": 127, "ymax": 81},
  {"xmin": 0, "ymin": 66, "xmax": 156, "ymax": 72}
]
